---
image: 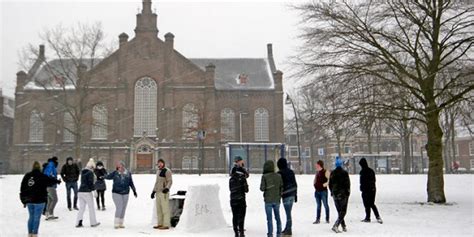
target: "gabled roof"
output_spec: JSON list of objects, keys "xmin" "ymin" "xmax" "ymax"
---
[
  {"xmin": 28, "ymin": 59, "xmax": 102, "ymax": 88},
  {"xmin": 25, "ymin": 58, "xmax": 275, "ymax": 91},
  {"xmin": 190, "ymin": 58, "xmax": 275, "ymax": 90}
]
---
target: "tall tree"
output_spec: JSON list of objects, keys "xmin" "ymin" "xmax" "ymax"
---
[
  {"xmin": 294, "ymin": 1, "xmax": 474, "ymax": 203},
  {"xmin": 20, "ymin": 22, "xmax": 115, "ymax": 162}
]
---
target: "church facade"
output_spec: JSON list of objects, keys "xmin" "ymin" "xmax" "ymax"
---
[{"xmin": 10, "ymin": 0, "xmax": 284, "ymax": 173}]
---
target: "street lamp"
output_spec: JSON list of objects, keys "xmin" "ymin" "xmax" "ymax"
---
[
  {"xmin": 197, "ymin": 130, "xmax": 206, "ymax": 176},
  {"xmin": 285, "ymin": 94, "xmax": 302, "ymax": 174}
]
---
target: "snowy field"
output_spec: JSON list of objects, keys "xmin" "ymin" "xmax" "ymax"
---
[{"xmin": 1, "ymin": 174, "xmax": 473, "ymax": 237}]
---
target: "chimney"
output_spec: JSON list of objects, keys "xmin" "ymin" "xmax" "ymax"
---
[
  {"xmin": 39, "ymin": 45, "xmax": 45, "ymax": 59},
  {"xmin": 267, "ymin": 43, "xmax": 273, "ymax": 58},
  {"xmin": 205, "ymin": 63, "xmax": 216, "ymax": 81},
  {"xmin": 119, "ymin": 33, "xmax": 129, "ymax": 47},
  {"xmin": 16, "ymin": 71, "xmax": 28, "ymax": 92},
  {"xmin": 164, "ymin": 32, "xmax": 174, "ymax": 49},
  {"xmin": 273, "ymin": 70, "xmax": 283, "ymax": 92}
]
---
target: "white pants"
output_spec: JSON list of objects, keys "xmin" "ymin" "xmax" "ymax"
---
[{"xmin": 76, "ymin": 192, "xmax": 98, "ymax": 226}]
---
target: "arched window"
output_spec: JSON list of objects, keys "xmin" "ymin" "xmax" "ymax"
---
[
  {"xmin": 92, "ymin": 104, "xmax": 108, "ymax": 140},
  {"xmin": 29, "ymin": 110, "xmax": 44, "ymax": 142},
  {"xmin": 182, "ymin": 156, "xmax": 199, "ymax": 170},
  {"xmin": 182, "ymin": 103, "xmax": 198, "ymax": 139},
  {"xmin": 134, "ymin": 77, "xmax": 157, "ymax": 137},
  {"xmin": 255, "ymin": 108, "xmax": 269, "ymax": 141},
  {"xmin": 63, "ymin": 112, "xmax": 75, "ymax": 142},
  {"xmin": 221, "ymin": 108, "xmax": 235, "ymax": 141}
]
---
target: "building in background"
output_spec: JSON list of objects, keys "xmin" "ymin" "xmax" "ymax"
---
[
  {"xmin": 0, "ymin": 89, "xmax": 15, "ymax": 174},
  {"xmin": 9, "ymin": 0, "xmax": 284, "ymax": 173}
]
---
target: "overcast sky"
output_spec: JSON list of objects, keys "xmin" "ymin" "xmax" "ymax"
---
[{"xmin": 0, "ymin": 0, "xmax": 304, "ymax": 98}]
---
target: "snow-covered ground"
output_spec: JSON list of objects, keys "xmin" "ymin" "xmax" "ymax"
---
[{"xmin": 1, "ymin": 174, "xmax": 473, "ymax": 236}]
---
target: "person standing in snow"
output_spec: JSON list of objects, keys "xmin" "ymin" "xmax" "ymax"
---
[
  {"xmin": 105, "ymin": 161, "xmax": 137, "ymax": 229},
  {"xmin": 260, "ymin": 160, "xmax": 283, "ymax": 237},
  {"xmin": 313, "ymin": 160, "xmax": 330, "ymax": 224},
  {"xmin": 229, "ymin": 156, "xmax": 249, "ymax": 237},
  {"xmin": 359, "ymin": 158, "xmax": 383, "ymax": 224},
  {"xmin": 20, "ymin": 161, "xmax": 61, "ymax": 237},
  {"xmin": 329, "ymin": 157, "xmax": 350, "ymax": 233},
  {"xmin": 277, "ymin": 158, "xmax": 297, "ymax": 236},
  {"xmin": 94, "ymin": 161, "xmax": 107, "ymax": 211},
  {"xmin": 151, "ymin": 159, "xmax": 173, "ymax": 230},
  {"xmin": 76, "ymin": 159, "xmax": 100, "ymax": 228},
  {"xmin": 60, "ymin": 157, "xmax": 80, "ymax": 211},
  {"xmin": 231, "ymin": 156, "xmax": 249, "ymax": 178},
  {"xmin": 43, "ymin": 156, "xmax": 60, "ymax": 220}
]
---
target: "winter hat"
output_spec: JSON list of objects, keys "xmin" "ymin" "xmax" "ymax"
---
[
  {"xmin": 66, "ymin": 157, "xmax": 73, "ymax": 162},
  {"xmin": 96, "ymin": 161, "xmax": 104, "ymax": 167},
  {"xmin": 359, "ymin": 158, "xmax": 368, "ymax": 168},
  {"xmin": 277, "ymin": 158, "xmax": 288, "ymax": 170},
  {"xmin": 86, "ymin": 158, "xmax": 96, "ymax": 169},
  {"xmin": 335, "ymin": 156, "xmax": 343, "ymax": 168},
  {"xmin": 234, "ymin": 156, "xmax": 243, "ymax": 162},
  {"xmin": 32, "ymin": 161, "xmax": 41, "ymax": 171}
]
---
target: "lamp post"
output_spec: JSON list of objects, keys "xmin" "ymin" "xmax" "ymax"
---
[
  {"xmin": 197, "ymin": 130, "xmax": 206, "ymax": 176},
  {"xmin": 285, "ymin": 94, "xmax": 302, "ymax": 174}
]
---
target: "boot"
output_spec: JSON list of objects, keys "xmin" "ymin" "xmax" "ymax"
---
[
  {"xmin": 376, "ymin": 217, "xmax": 383, "ymax": 224},
  {"xmin": 114, "ymin": 218, "xmax": 120, "ymax": 229},
  {"xmin": 91, "ymin": 222, "xmax": 101, "ymax": 227},
  {"xmin": 313, "ymin": 219, "xmax": 320, "ymax": 224},
  {"xmin": 119, "ymin": 219, "xmax": 125, "ymax": 228},
  {"xmin": 101, "ymin": 206, "xmax": 106, "ymax": 211},
  {"xmin": 361, "ymin": 219, "xmax": 371, "ymax": 223},
  {"xmin": 342, "ymin": 226, "xmax": 347, "ymax": 232},
  {"xmin": 331, "ymin": 225, "xmax": 341, "ymax": 233},
  {"xmin": 76, "ymin": 220, "xmax": 83, "ymax": 228}
]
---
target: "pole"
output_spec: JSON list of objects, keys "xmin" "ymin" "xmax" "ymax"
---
[{"xmin": 288, "ymin": 96, "xmax": 302, "ymax": 174}]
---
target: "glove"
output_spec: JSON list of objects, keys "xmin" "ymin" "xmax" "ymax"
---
[
  {"xmin": 133, "ymin": 190, "xmax": 138, "ymax": 198},
  {"xmin": 295, "ymin": 195, "xmax": 298, "ymax": 203},
  {"xmin": 162, "ymin": 188, "xmax": 169, "ymax": 194},
  {"xmin": 151, "ymin": 191, "xmax": 156, "ymax": 199}
]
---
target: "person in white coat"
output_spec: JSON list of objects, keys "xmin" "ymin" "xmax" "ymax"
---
[{"xmin": 76, "ymin": 159, "xmax": 100, "ymax": 228}]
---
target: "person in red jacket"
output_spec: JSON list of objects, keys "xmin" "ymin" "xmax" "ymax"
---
[{"xmin": 313, "ymin": 160, "xmax": 330, "ymax": 224}]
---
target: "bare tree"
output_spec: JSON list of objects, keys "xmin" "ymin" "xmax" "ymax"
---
[
  {"xmin": 294, "ymin": 0, "xmax": 474, "ymax": 203},
  {"xmin": 20, "ymin": 22, "xmax": 115, "ymax": 162}
]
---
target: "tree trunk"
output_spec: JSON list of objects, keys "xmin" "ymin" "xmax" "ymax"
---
[{"xmin": 426, "ymin": 109, "xmax": 446, "ymax": 203}]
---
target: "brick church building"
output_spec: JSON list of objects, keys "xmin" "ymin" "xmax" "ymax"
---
[{"xmin": 10, "ymin": 0, "xmax": 284, "ymax": 173}]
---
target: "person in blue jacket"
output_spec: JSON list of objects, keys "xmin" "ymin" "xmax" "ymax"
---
[
  {"xmin": 105, "ymin": 161, "xmax": 137, "ymax": 229},
  {"xmin": 43, "ymin": 157, "xmax": 60, "ymax": 220}
]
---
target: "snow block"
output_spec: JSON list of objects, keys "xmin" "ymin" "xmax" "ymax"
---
[{"xmin": 175, "ymin": 184, "xmax": 227, "ymax": 232}]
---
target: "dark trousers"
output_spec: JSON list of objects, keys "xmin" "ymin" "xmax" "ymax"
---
[
  {"xmin": 96, "ymin": 190, "xmax": 105, "ymax": 209},
  {"xmin": 230, "ymin": 200, "xmax": 246, "ymax": 234},
  {"xmin": 333, "ymin": 197, "xmax": 348, "ymax": 228},
  {"xmin": 65, "ymin": 182, "xmax": 78, "ymax": 209},
  {"xmin": 362, "ymin": 191, "xmax": 380, "ymax": 220}
]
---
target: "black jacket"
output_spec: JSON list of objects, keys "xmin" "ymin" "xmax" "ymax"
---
[
  {"xmin": 78, "ymin": 169, "xmax": 96, "ymax": 192},
  {"xmin": 277, "ymin": 158, "xmax": 298, "ymax": 199},
  {"xmin": 94, "ymin": 168, "xmax": 107, "ymax": 191},
  {"xmin": 60, "ymin": 158, "xmax": 80, "ymax": 183},
  {"xmin": 329, "ymin": 167, "xmax": 351, "ymax": 199},
  {"xmin": 359, "ymin": 158, "xmax": 376, "ymax": 193},
  {"xmin": 229, "ymin": 172, "xmax": 249, "ymax": 203},
  {"xmin": 20, "ymin": 170, "xmax": 59, "ymax": 204}
]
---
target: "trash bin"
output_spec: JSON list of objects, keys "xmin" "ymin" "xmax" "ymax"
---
[{"xmin": 170, "ymin": 190, "xmax": 186, "ymax": 227}]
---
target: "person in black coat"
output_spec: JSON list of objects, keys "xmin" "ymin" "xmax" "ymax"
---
[
  {"xmin": 229, "ymin": 156, "xmax": 249, "ymax": 237},
  {"xmin": 329, "ymin": 157, "xmax": 350, "ymax": 233},
  {"xmin": 20, "ymin": 161, "xmax": 61, "ymax": 236},
  {"xmin": 60, "ymin": 157, "xmax": 80, "ymax": 210},
  {"xmin": 94, "ymin": 161, "xmax": 107, "ymax": 211},
  {"xmin": 277, "ymin": 158, "xmax": 297, "ymax": 236},
  {"xmin": 359, "ymin": 158, "xmax": 383, "ymax": 224}
]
